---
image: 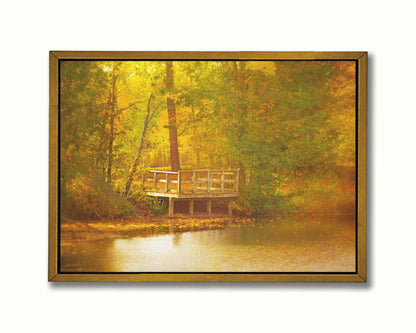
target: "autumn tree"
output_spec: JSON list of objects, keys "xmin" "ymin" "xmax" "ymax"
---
[{"xmin": 60, "ymin": 59, "xmax": 356, "ymax": 218}]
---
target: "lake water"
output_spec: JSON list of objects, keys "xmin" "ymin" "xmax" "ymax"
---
[{"xmin": 60, "ymin": 216, "xmax": 356, "ymax": 272}]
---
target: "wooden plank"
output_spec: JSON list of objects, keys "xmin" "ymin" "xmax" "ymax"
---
[
  {"xmin": 165, "ymin": 173, "xmax": 169, "ymax": 192},
  {"xmin": 200, "ymin": 169, "xmax": 239, "ymax": 172},
  {"xmin": 178, "ymin": 192, "xmax": 239, "ymax": 198},
  {"xmin": 221, "ymin": 171, "xmax": 225, "ymax": 192},
  {"xmin": 176, "ymin": 169, "xmax": 238, "ymax": 172},
  {"xmin": 150, "ymin": 170, "xmax": 178, "ymax": 174},
  {"xmin": 145, "ymin": 192, "xmax": 180, "ymax": 198},
  {"xmin": 207, "ymin": 171, "xmax": 211, "ymax": 192},
  {"xmin": 177, "ymin": 171, "xmax": 181, "ymax": 194},
  {"xmin": 150, "ymin": 170, "xmax": 236, "ymax": 177},
  {"xmin": 153, "ymin": 172, "xmax": 157, "ymax": 189},
  {"xmin": 236, "ymin": 170, "xmax": 240, "ymax": 192}
]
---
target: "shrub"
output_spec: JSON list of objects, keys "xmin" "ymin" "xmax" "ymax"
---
[{"xmin": 61, "ymin": 175, "xmax": 138, "ymax": 219}]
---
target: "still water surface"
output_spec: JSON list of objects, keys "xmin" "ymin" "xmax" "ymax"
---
[{"xmin": 61, "ymin": 216, "xmax": 355, "ymax": 272}]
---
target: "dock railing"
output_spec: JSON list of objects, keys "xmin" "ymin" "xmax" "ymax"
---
[{"xmin": 142, "ymin": 169, "xmax": 239, "ymax": 195}]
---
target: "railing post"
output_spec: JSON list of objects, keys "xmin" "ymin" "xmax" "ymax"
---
[
  {"xmin": 168, "ymin": 197, "xmax": 174, "ymax": 216},
  {"xmin": 165, "ymin": 173, "xmax": 169, "ymax": 192},
  {"xmin": 221, "ymin": 170, "xmax": 224, "ymax": 192},
  {"xmin": 207, "ymin": 171, "xmax": 210, "ymax": 192},
  {"xmin": 153, "ymin": 172, "xmax": 157, "ymax": 190},
  {"xmin": 192, "ymin": 171, "xmax": 196, "ymax": 193},
  {"xmin": 236, "ymin": 170, "xmax": 239, "ymax": 193},
  {"xmin": 142, "ymin": 173, "xmax": 145, "ymax": 188},
  {"xmin": 177, "ymin": 171, "xmax": 181, "ymax": 194},
  {"xmin": 189, "ymin": 199, "xmax": 194, "ymax": 217},
  {"xmin": 228, "ymin": 200, "xmax": 233, "ymax": 217}
]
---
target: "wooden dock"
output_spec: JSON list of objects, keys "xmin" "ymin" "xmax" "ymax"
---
[{"xmin": 142, "ymin": 169, "xmax": 239, "ymax": 216}]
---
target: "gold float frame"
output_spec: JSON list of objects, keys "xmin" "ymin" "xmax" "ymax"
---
[{"xmin": 49, "ymin": 51, "xmax": 367, "ymax": 282}]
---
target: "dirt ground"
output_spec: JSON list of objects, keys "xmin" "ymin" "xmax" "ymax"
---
[{"xmin": 60, "ymin": 215, "xmax": 260, "ymax": 245}]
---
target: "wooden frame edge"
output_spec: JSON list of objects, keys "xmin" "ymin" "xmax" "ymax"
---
[
  {"xmin": 48, "ymin": 51, "xmax": 367, "ymax": 282},
  {"xmin": 49, "ymin": 51, "xmax": 59, "ymax": 281},
  {"xmin": 50, "ymin": 273, "xmax": 365, "ymax": 282},
  {"xmin": 357, "ymin": 52, "xmax": 368, "ymax": 282},
  {"xmin": 50, "ymin": 51, "xmax": 366, "ymax": 60}
]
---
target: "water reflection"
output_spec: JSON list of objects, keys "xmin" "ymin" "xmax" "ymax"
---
[{"xmin": 61, "ymin": 216, "xmax": 355, "ymax": 272}]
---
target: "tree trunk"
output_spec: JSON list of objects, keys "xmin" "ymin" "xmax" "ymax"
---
[
  {"xmin": 124, "ymin": 94, "xmax": 153, "ymax": 196},
  {"xmin": 234, "ymin": 61, "xmax": 247, "ymax": 186},
  {"xmin": 166, "ymin": 61, "xmax": 181, "ymax": 171},
  {"xmin": 107, "ymin": 114, "xmax": 114, "ymax": 184},
  {"xmin": 107, "ymin": 67, "xmax": 118, "ymax": 185}
]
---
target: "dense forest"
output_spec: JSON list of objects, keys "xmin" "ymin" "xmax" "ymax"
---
[{"xmin": 60, "ymin": 60, "xmax": 356, "ymax": 219}]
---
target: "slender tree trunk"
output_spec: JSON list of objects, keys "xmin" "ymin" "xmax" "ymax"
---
[
  {"xmin": 107, "ymin": 114, "xmax": 114, "ymax": 184},
  {"xmin": 124, "ymin": 94, "xmax": 153, "ymax": 196},
  {"xmin": 166, "ymin": 61, "xmax": 181, "ymax": 171},
  {"xmin": 191, "ymin": 106, "xmax": 200, "ymax": 167},
  {"xmin": 107, "ymin": 66, "xmax": 118, "ymax": 185},
  {"xmin": 234, "ymin": 61, "xmax": 247, "ymax": 185}
]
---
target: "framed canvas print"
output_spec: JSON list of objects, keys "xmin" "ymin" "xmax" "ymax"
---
[{"xmin": 49, "ymin": 51, "xmax": 367, "ymax": 282}]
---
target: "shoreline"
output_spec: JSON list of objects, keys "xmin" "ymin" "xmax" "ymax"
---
[
  {"xmin": 60, "ymin": 215, "xmax": 254, "ymax": 244},
  {"xmin": 60, "ymin": 214, "xmax": 355, "ymax": 245}
]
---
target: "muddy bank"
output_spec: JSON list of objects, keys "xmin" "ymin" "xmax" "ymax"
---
[{"xmin": 60, "ymin": 215, "xmax": 261, "ymax": 244}]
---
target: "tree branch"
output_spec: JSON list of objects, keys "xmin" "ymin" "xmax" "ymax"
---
[{"xmin": 115, "ymin": 99, "xmax": 143, "ymax": 116}]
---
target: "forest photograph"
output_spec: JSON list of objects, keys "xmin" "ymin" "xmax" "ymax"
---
[{"xmin": 59, "ymin": 58, "xmax": 357, "ymax": 273}]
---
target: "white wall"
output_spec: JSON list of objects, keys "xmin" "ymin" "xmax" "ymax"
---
[{"xmin": 1, "ymin": 1, "xmax": 415, "ymax": 332}]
